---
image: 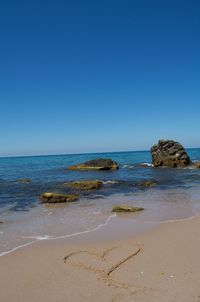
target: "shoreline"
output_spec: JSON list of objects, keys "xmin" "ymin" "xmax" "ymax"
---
[
  {"xmin": 1, "ymin": 211, "xmax": 200, "ymax": 301},
  {"xmin": 1, "ymin": 187, "xmax": 198, "ymax": 257},
  {"xmin": 0, "ymin": 206, "xmax": 198, "ymax": 258}
]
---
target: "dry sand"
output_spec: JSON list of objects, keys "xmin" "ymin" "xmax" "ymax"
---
[{"xmin": 1, "ymin": 213, "xmax": 200, "ymax": 302}]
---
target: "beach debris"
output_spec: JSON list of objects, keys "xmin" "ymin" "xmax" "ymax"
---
[
  {"xmin": 112, "ymin": 205, "xmax": 144, "ymax": 213},
  {"xmin": 67, "ymin": 158, "xmax": 119, "ymax": 171},
  {"xmin": 151, "ymin": 139, "xmax": 191, "ymax": 168},
  {"xmin": 40, "ymin": 192, "xmax": 79, "ymax": 203},
  {"xmin": 137, "ymin": 180, "xmax": 157, "ymax": 188},
  {"xmin": 64, "ymin": 180, "xmax": 103, "ymax": 190},
  {"xmin": 17, "ymin": 178, "xmax": 32, "ymax": 183}
]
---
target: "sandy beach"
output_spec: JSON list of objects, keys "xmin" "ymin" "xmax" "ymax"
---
[
  {"xmin": 1, "ymin": 212, "xmax": 200, "ymax": 302},
  {"xmin": 1, "ymin": 0, "xmax": 199, "ymax": 300}
]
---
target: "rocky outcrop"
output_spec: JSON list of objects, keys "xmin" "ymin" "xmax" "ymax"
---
[
  {"xmin": 67, "ymin": 158, "xmax": 119, "ymax": 171},
  {"xmin": 40, "ymin": 193, "xmax": 79, "ymax": 203},
  {"xmin": 151, "ymin": 140, "xmax": 191, "ymax": 168},
  {"xmin": 112, "ymin": 205, "xmax": 144, "ymax": 213},
  {"xmin": 64, "ymin": 180, "xmax": 102, "ymax": 190}
]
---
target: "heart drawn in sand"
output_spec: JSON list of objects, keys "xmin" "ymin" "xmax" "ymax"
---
[{"xmin": 63, "ymin": 244, "xmax": 143, "ymax": 290}]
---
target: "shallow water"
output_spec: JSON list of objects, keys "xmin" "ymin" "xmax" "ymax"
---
[{"xmin": 0, "ymin": 149, "xmax": 200, "ymax": 256}]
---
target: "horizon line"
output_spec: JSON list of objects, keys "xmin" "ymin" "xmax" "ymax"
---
[{"xmin": 0, "ymin": 146, "xmax": 199, "ymax": 160}]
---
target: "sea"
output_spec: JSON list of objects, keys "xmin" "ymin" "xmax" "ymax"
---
[{"xmin": 0, "ymin": 149, "xmax": 200, "ymax": 256}]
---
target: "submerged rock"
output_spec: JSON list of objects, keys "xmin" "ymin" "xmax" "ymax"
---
[
  {"xmin": 137, "ymin": 180, "xmax": 157, "ymax": 188},
  {"xmin": 17, "ymin": 178, "xmax": 32, "ymax": 183},
  {"xmin": 40, "ymin": 193, "xmax": 79, "ymax": 203},
  {"xmin": 191, "ymin": 161, "xmax": 200, "ymax": 169},
  {"xmin": 67, "ymin": 158, "xmax": 119, "ymax": 171},
  {"xmin": 64, "ymin": 180, "xmax": 102, "ymax": 190},
  {"xmin": 112, "ymin": 205, "xmax": 144, "ymax": 213},
  {"xmin": 151, "ymin": 139, "xmax": 191, "ymax": 168}
]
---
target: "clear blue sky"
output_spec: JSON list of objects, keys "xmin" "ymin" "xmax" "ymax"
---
[{"xmin": 0, "ymin": 0, "xmax": 200, "ymax": 156}]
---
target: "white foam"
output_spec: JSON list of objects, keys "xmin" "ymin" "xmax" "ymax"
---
[
  {"xmin": 23, "ymin": 213, "xmax": 116, "ymax": 241},
  {"xmin": 92, "ymin": 210, "xmax": 101, "ymax": 214},
  {"xmin": 122, "ymin": 164, "xmax": 138, "ymax": 168},
  {"xmin": 102, "ymin": 180, "xmax": 119, "ymax": 184},
  {"xmin": 22, "ymin": 235, "xmax": 51, "ymax": 240},
  {"xmin": 141, "ymin": 163, "xmax": 154, "ymax": 167},
  {"xmin": 0, "ymin": 240, "xmax": 36, "ymax": 257}
]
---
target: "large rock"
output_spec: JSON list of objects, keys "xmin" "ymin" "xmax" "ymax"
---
[
  {"xmin": 67, "ymin": 158, "xmax": 119, "ymax": 171},
  {"xmin": 151, "ymin": 140, "xmax": 191, "ymax": 168},
  {"xmin": 40, "ymin": 193, "xmax": 79, "ymax": 203},
  {"xmin": 112, "ymin": 205, "xmax": 144, "ymax": 213},
  {"xmin": 64, "ymin": 180, "xmax": 102, "ymax": 190}
]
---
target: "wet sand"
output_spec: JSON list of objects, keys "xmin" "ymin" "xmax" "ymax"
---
[{"xmin": 1, "ymin": 212, "xmax": 200, "ymax": 302}]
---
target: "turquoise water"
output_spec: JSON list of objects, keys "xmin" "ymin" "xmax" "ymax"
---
[{"xmin": 0, "ymin": 149, "xmax": 200, "ymax": 255}]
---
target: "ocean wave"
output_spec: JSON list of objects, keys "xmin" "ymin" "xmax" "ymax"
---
[
  {"xmin": 122, "ymin": 165, "xmax": 135, "ymax": 168},
  {"xmin": 140, "ymin": 162, "xmax": 154, "ymax": 167},
  {"xmin": 184, "ymin": 167, "xmax": 196, "ymax": 170},
  {"xmin": 23, "ymin": 213, "xmax": 116, "ymax": 241},
  {"xmin": 122, "ymin": 163, "xmax": 154, "ymax": 168},
  {"xmin": 0, "ymin": 213, "xmax": 116, "ymax": 257},
  {"xmin": 102, "ymin": 180, "xmax": 119, "ymax": 185}
]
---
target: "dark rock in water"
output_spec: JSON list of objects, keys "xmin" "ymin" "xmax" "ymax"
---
[
  {"xmin": 67, "ymin": 158, "xmax": 119, "ymax": 171},
  {"xmin": 40, "ymin": 193, "xmax": 79, "ymax": 203},
  {"xmin": 17, "ymin": 178, "xmax": 32, "ymax": 183},
  {"xmin": 112, "ymin": 205, "xmax": 144, "ymax": 213},
  {"xmin": 137, "ymin": 180, "xmax": 157, "ymax": 188},
  {"xmin": 64, "ymin": 180, "xmax": 102, "ymax": 190},
  {"xmin": 151, "ymin": 140, "xmax": 191, "ymax": 168}
]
